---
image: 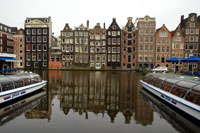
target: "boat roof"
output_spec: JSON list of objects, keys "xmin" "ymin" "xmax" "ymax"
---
[{"xmin": 146, "ymin": 73, "xmax": 200, "ymax": 84}]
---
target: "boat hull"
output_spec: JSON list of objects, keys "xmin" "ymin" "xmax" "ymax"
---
[
  {"xmin": 0, "ymin": 81, "xmax": 47, "ymax": 105},
  {"xmin": 139, "ymin": 80, "xmax": 200, "ymax": 121}
]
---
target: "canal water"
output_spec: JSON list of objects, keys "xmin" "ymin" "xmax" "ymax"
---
[{"xmin": 0, "ymin": 70, "xmax": 199, "ymax": 133}]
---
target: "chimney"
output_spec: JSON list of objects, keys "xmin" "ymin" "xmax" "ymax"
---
[
  {"xmin": 181, "ymin": 15, "xmax": 184, "ymax": 23},
  {"xmin": 103, "ymin": 22, "xmax": 105, "ymax": 29},
  {"xmin": 87, "ymin": 20, "xmax": 89, "ymax": 29},
  {"xmin": 113, "ymin": 17, "xmax": 116, "ymax": 22}
]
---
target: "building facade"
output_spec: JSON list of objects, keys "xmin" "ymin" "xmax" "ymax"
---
[
  {"xmin": 24, "ymin": 17, "xmax": 52, "ymax": 69},
  {"xmin": 13, "ymin": 28, "xmax": 25, "ymax": 68},
  {"xmin": 155, "ymin": 24, "xmax": 171, "ymax": 68},
  {"xmin": 179, "ymin": 13, "xmax": 200, "ymax": 71},
  {"xmin": 121, "ymin": 17, "xmax": 137, "ymax": 69},
  {"xmin": 74, "ymin": 22, "xmax": 89, "ymax": 67},
  {"xmin": 171, "ymin": 27, "xmax": 185, "ymax": 71},
  {"xmin": 0, "ymin": 23, "xmax": 15, "ymax": 54},
  {"xmin": 89, "ymin": 23, "xmax": 107, "ymax": 69},
  {"xmin": 136, "ymin": 16, "xmax": 156, "ymax": 69},
  {"xmin": 106, "ymin": 18, "xmax": 121, "ymax": 69},
  {"xmin": 61, "ymin": 23, "xmax": 74, "ymax": 68},
  {"xmin": 49, "ymin": 36, "xmax": 62, "ymax": 69}
]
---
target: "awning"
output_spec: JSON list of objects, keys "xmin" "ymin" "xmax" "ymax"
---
[{"xmin": 0, "ymin": 57, "xmax": 18, "ymax": 62}]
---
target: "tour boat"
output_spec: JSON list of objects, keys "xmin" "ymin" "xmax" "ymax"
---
[
  {"xmin": 0, "ymin": 72, "xmax": 47, "ymax": 105},
  {"xmin": 139, "ymin": 73, "xmax": 200, "ymax": 121}
]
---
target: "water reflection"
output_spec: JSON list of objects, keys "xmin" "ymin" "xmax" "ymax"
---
[
  {"xmin": 141, "ymin": 88, "xmax": 200, "ymax": 133},
  {"xmin": 46, "ymin": 70, "xmax": 153, "ymax": 125},
  {"xmin": 0, "ymin": 90, "xmax": 46, "ymax": 126}
]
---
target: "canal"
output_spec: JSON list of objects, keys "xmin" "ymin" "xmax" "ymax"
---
[{"xmin": 0, "ymin": 70, "xmax": 199, "ymax": 133}]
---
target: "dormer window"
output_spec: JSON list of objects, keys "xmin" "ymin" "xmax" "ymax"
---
[
  {"xmin": 112, "ymin": 25, "xmax": 116, "ymax": 29},
  {"xmin": 190, "ymin": 23, "xmax": 195, "ymax": 27},
  {"xmin": 4, "ymin": 27, "xmax": 7, "ymax": 31},
  {"xmin": 8, "ymin": 29, "xmax": 11, "ymax": 33},
  {"xmin": 191, "ymin": 16, "xmax": 195, "ymax": 21}
]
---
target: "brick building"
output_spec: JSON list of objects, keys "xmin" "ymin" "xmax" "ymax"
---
[
  {"xmin": 61, "ymin": 23, "xmax": 74, "ymax": 68},
  {"xmin": 179, "ymin": 13, "xmax": 200, "ymax": 71},
  {"xmin": 13, "ymin": 28, "xmax": 25, "ymax": 68},
  {"xmin": 155, "ymin": 24, "xmax": 172, "ymax": 68},
  {"xmin": 89, "ymin": 23, "xmax": 107, "ymax": 69},
  {"xmin": 74, "ymin": 21, "xmax": 89, "ymax": 67},
  {"xmin": 121, "ymin": 17, "xmax": 137, "ymax": 70},
  {"xmin": 136, "ymin": 16, "xmax": 156, "ymax": 69}
]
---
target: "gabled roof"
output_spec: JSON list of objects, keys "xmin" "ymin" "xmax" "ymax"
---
[
  {"xmin": 107, "ymin": 18, "xmax": 121, "ymax": 31},
  {"xmin": 62, "ymin": 23, "xmax": 73, "ymax": 31},
  {"xmin": 25, "ymin": 17, "xmax": 51, "ymax": 24},
  {"xmin": 156, "ymin": 24, "xmax": 170, "ymax": 33}
]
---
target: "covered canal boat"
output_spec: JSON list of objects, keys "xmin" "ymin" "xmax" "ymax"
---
[
  {"xmin": 0, "ymin": 72, "xmax": 47, "ymax": 105},
  {"xmin": 139, "ymin": 73, "xmax": 200, "ymax": 121}
]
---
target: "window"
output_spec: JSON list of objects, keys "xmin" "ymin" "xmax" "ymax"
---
[
  {"xmin": 196, "ymin": 29, "xmax": 199, "ymax": 34},
  {"xmin": 32, "ymin": 36, "xmax": 36, "ymax": 42},
  {"xmin": 37, "ymin": 29, "xmax": 41, "ymax": 35},
  {"xmin": 37, "ymin": 53, "xmax": 42, "ymax": 61},
  {"xmin": 43, "ymin": 53, "xmax": 47, "ymax": 61},
  {"xmin": 26, "ymin": 44, "xmax": 31, "ymax": 51},
  {"xmin": 112, "ymin": 38, "xmax": 116, "ymax": 45},
  {"xmin": 157, "ymin": 55, "xmax": 160, "ymax": 61},
  {"xmin": 43, "ymin": 44, "xmax": 47, "ymax": 51},
  {"xmin": 118, "ymin": 31, "xmax": 120, "ymax": 35},
  {"xmin": 112, "ymin": 31, "xmax": 117, "ymax": 36},
  {"xmin": 150, "ymin": 37, "xmax": 153, "ymax": 43},
  {"xmin": 145, "ymin": 29, "xmax": 149, "ymax": 35},
  {"xmin": 43, "ymin": 62, "xmax": 47, "ymax": 67},
  {"xmin": 139, "ymin": 24, "xmax": 143, "ymax": 27},
  {"xmin": 190, "ymin": 23, "xmax": 195, "ymax": 27},
  {"xmin": 32, "ymin": 44, "xmax": 36, "ymax": 51},
  {"xmin": 32, "ymin": 29, "xmax": 36, "ymax": 35},
  {"xmin": 162, "ymin": 46, "xmax": 165, "ymax": 52},
  {"xmin": 128, "ymin": 47, "xmax": 131, "ymax": 53},
  {"xmin": 160, "ymin": 32, "xmax": 168, "ymax": 37},
  {"xmin": 157, "ymin": 47, "xmax": 160, "ymax": 52},
  {"xmin": 112, "ymin": 55, "xmax": 116, "ymax": 62},
  {"xmin": 43, "ymin": 36, "xmax": 47, "ymax": 42},
  {"xmin": 43, "ymin": 29, "xmax": 47, "ymax": 34},
  {"xmin": 166, "ymin": 47, "xmax": 169, "ymax": 52},
  {"xmin": 128, "ymin": 33, "xmax": 132, "ymax": 38},
  {"xmin": 26, "ymin": 53, "xmax": 31, "ymax": 61},
  {"xmin": 162, "ymin": 40, "xmax": 165, "ymax": 44},
  {"xmin": 139, "ymin": 45, "xmax": 143, "ymax": 51},
  {"xmin": 145, "ymin": 45, "xmax": 148, "ymax": 51},
  {"xmin": 186, "ymin": 29, "xmax": 189, "ymax": 34},
  {"xmin": 37, "ymin": 44, "xmax": 41, "ymax": 51},
  {"xmin": 32, "ymin": 53, "xmax": 36, "ymax": 61},
  {"xmin": 128, "ymin": 56, "xmax": 131, "ymax": 62},
  {"xmin": 190, "ymin": 36, "xmax": 194, "ymax": 42},
  {"xmin": 26, "ymin": 29, "xmax": 31, "ymax": 35},
  {"xmin": 190, "ymin": 29, "xmax": 194, "ymax": 34},
  {"xmin": 140, "ymin": 30, "xmax": 143, "ymax": 35},
  {"xmin": 37, "ymin": 36, "xmax": 41, "ymax": 42},
  {"xmin": 140, "ymin": 37, "xmax": 143, "ymax": 43},
  {"xmin": 128, "ymin": 40, "xmax": 131, "ymax": 45},
  {"xmin": 145, "ymin": 37, "xmax": 148, "ymax": 43}
]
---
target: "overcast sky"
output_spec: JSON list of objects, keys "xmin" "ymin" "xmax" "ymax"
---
[{"xmin": 0, "ymin": 0, "xmax": 199, "ymax": 36}]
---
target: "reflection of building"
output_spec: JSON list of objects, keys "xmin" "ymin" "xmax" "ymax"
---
[
  {"xmin": 59, "ymin": 71, "xmax": 153, "ymax": 125},
  {"xmin": 89, "ymin": 23, "xmax": 107, "ymax": 69}
]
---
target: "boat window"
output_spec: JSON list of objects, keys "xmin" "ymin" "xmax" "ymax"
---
[
  {"xmin": 1, "ymin": 82, "xmax": 14, "ymax": 91},
  {"xmin": 153, "ymin": 79, "xmax": 162, "ymax": 88},
  {"xmin": 24, "ymin": 78, "xmax": 31, "ymax": 86},
  {"xmin": 192, "ymin": 85, "xmax": 200, "ymax": 93},
  {"xmin": 14, "ymin": 80, "xmax": 24, "ymax": 88},
  {"xmin": 176, "ymin": 81, "xmax": 196, "ymax": 90},
  {"xmin": 185, "ymin": 91, "xmax": 200, "ymax": 105},
  {"xmin": 160, "ymin": 82, "xmax": 173, "ymax": 92},
  {"xmin": 171, "ymin": 86, "xmax": 187, "ymax": 98},
  {"xmin": 143, "ymin": 76, "xmax": 149, "ymax": 82},
  {"xmin": 31, "ymin": 77, "xmax": 38, "ymax": 84},
  {"xmin": 148, "ymin": 77, "xmax": 156, "ymax": 85},
  {"xmin": 165, "ymin": 79, "xmax": 179, "ymax": 84}
]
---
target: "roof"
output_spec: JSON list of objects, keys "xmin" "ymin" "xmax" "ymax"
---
[
  {"xmin": 25, "ymin": 17, "xmax": 51, "ymax": 23},
  {"xmin": 0, "ymin": 22, "xmax": 14, "ymax": 34}
]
